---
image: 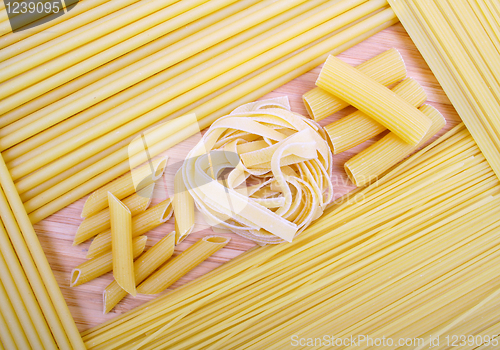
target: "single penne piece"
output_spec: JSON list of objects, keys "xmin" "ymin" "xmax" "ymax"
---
[
  {"xmin": 316, "ymin": 55, "xmax": 432, "ymax": 145},
  {"xmin": 303, "ymin": 48, "xmax": 406, "ymax": 121},
  {"xmin": 81, "ymin": 157, "xmax": 167, "ymax": 218},
  {"xmin": 344, "ymin": 104, "xmax": 446, "ymax": 187},
  {"xmin": 70, "ymin": 236, "xmax": 146, "ymax": 287},
  {"xmin": 103, "ymin": 232, "xmax": 175, "ymax": 314},
  {"xmin": 173, "ymin": 170, "xmax": 195, "ymax": 245},
  {"xmin": 73, "ymin": 183, "xmax": 155, "ymax": 245},
  {"xmin": 108, "ymin": 193, "xmax": 136, "ymax": 296},
  {"xmin": 137, "ymin": 236, "xmax": 230, "ymax": 295},
  {"xmin": 325, "ymin": 77, "xmax": 427, "ymax": 154},
  {"xmin": 86, "ymin": 198, "xmax": 173, "ymax": 259}
]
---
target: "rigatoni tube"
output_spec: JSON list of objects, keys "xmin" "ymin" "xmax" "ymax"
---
[
  {"xmin": 344, "ymin": 104, "xmax": 446, "ymax": 187},
  {"xmin": 325, "ymin": 77, "xmax": 428, "ymax": 154},
  {"xmin": 316, "ymin": 54, "xmax": 432, "ymax": 145},
  {"xmin": 303, "ymin": 48, "xmax": 406, "ymax": 121}
]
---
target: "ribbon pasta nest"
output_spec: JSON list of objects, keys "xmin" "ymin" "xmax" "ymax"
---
[{"xmin": 181, "ymin": 98, "xmax": 333, "ymax": 244}]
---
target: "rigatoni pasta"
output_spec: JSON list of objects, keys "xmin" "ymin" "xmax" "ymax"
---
[
  {"xmin": 316, "ymin": 54, "xmax": 432, "ymax": 145},
  {"xmin": 302, "ymin": 48, "xmax": 406, "ymax": 121},
  {"xmin": 70, "ymin": 236, "xmax": 147, "ymax": 287},
  {"xmin": 137, "ymin": 236, "xmax": 230, "ymax": 294},
  {"xmin": 103, "ymin": 232, "xmax": 175, "ymax": 314},
  {"xmin": 344, "ymin": 104, "xmax": 446, "ymax": 186},
  {"xmin": 86, "ymin": 198, "xmax": 173, "ymax": 259},
  {"xmin": 108, "ymin": 193, "xmax": 136, "ymax": 296},
  {"xmin": 325, "ymin": 77, "xmax": 427, "ymax": 154}
]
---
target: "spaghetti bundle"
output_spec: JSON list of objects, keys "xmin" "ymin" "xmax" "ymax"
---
[
  {"xmin": 181, "ymin": 100, "xmax": 333, "ymax": 244},
  {"xmin": 388, "ymin": 0, "xmax": 500, "ymax": 181}
]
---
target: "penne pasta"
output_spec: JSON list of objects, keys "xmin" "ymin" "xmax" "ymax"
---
[
  {"xmin": 137, "ymin": 236, "xmax": 230, "ymax": 294},
  {"xmin": 26, "ymin": 9, "xmax": 398, "ymax": 224},
  {"xmin": 86, "ymin": 198, "xmax": 173, "ymax": 259},
  {"xmin": 70, "ymin": 236, "xmax": 147, "ymax": 288},
  {"xmin": 345, "ymin": 104, "xmax": 446, "ymax": 186},
  {"xmin": 173, "ymin": 171, "xmax": 195, "ymax": 244},
  {"xmin": 73, "ymin": 183, "xmax": 154, "ymax": 245},
  {"xmin": 303, "ymin": 48, "xmax": 406, "ymax": 121},
  {"xmin": 325, "ymin": 77, "xmax": 427, "ymax": 154},
  {"xmin": 108, "ymin": 193, "xmax": 136, "ymax": 296},
  {"xmin": 316, "ymin": 54, "xmax": 432, "ymax": 145},
  {"xmin": 81, "ymin": 157, "xmax": 167, "ymax": 218},
  {"xmin": 103, "ymin": 232, "xmax": 175, "ymax": 314}
]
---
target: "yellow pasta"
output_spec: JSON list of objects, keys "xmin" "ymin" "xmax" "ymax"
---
[
  {"xmin": 302, "ymin": 48, "xmax": 406, "ymax": 121},
  {"xmin": 81, "ymin": 157, "xmax": 167, "ymax": 218},
  {"xmin": 137, "ymin": 236, "xmax": 230, "ymax": 294},
  {"xmin": 26, "ymin": 8, "xmax": 399, "ymax": 224},
  {"xmin": 0, "ymin": 278, "xmax": 30, "ymax": 350},
  {"xmin": 108, "ymin": 192, "xmax": 136, "ymax": 296},
  {"xmin": 316, "ymin": 54, "xmax": 432, "ymax": 145},
  {"xmin": 345, "ymin": 104, "xmax": 446, "ymax": 187},
  {"xmin": 173, "ymin": 170, "xmax": 195, "ymax": 244},
  {"xmin": 103, "ymin": 232, "xmax": 175, "ymax": 314},
  {"xmin": 0, "ymin": 307, "xmax": 15, "ymax": 350},
  {"xmin": 325, "ymin": 77, "xmax": 427, "ymax": 154},
  {"xmin": 70, "ymin": 236, "xmax": 147, "ymax": 288},
  {"xmin": 182, "ymin": 103, "xmax": 333, "ymax": 244},
  {"xmin": 87, "ymin": 198, "xmax": 173, "ymax": 259},
  {"xmin": 73, "ymin": 183, "xmax": 154, "ymax": 245}
]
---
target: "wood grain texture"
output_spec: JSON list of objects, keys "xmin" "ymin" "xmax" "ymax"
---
[{"xmin": 32, "ymin": 23, "xmax": 461, "ymax": 332}]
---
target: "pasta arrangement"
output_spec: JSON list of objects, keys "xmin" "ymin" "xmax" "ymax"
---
[
  {"xmin": 2, "ymin": 0, "xmax": 500, "ymax": 348},
  {"xmin": 181, "ymin": 98, "xmax": 333, "ymax": 244}
]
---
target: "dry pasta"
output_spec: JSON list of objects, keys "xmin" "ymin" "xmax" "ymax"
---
[
  {"xmin": 317, "ymin": 54, "xmax": 432, "ymax": 145},
  {"xmin": 345, "ymin": 104, "xmax": 446, "ymax": 186},
  {"xmin": 81, "ymin": 157, "xmax": 166, "ymax": 218},
  {"xmin": 87, "ymin": 198, "xmax": 173, "ymax": 259},
  {"xmin": 70, "ymin": 236, "xmax": 147, "ymax": 288},
  {"xmin": 181, "ymin": 101, "xmax": 333, "ymax": 244},
  {"xmin": 173, "ymin": 171, "xmax": 195, "ymax": 245},
  {"xmin": 302, "ymin": 47, "xmax": 406, "ymax": 121},
  {"xmin": 104, "ymin": 232, "xmax": 175, "ymax": 314},
  {"xmin": 137, "ymin": 236, "xmax": 230, "ymax": 294},
  {"xmin": 325, "ymin": 77, "xmax": 427, "ymax": 154},
  {"xmin": 74, "ymin": 183, "xmax": 154, "ymax": 245},
  {"xmin": 108, "ymin": 192, "xmax": 136, "ymax": 296}
]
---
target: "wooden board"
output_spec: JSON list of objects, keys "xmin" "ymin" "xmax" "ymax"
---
[{"xmin": 33, "ymin": 22, "xmax": 462, "ymax": 333}]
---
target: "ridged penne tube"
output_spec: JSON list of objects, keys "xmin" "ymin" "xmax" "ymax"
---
[
  {"xmin": 303, "ymin": 48, "xmax": 406, "ymax": 121},
  {"xmin": 325, "ymin": 77, "xmax": 428, "ymax": 154},
  {"xmin": 137, "ymin": 236, "xmax": 230, "ymax": 294},
  {"xmin": 70, "ymin": 236, "xmax": 146, "ymax": 288},
  {"xmin": 81, "ymin": 157, "xmax": 167, "ymax": 218},
  {"xmin": 103, "ymin": 232, "xmax": 175, "ymax": 314},
  {"xmin": 73, "ymin": 183, "xmax": 154, "ymax": 245},
  {"xmin": 108, "ymin": 193, "xmax": 136, "ymax": 296},
  {"xmin": 317, "ymin": 55, "xmax": 432, "ymax": 145},
  {"xmin": 173, "ymin": 171, "xmax": 195, "ymax": 245},
  {"xmin": 87, "ymin": 198, "xmax": 173, "ymax": 259},
  {"xmin": 345, "ymin": 104, "xmax": 446, "ymax": 187}
]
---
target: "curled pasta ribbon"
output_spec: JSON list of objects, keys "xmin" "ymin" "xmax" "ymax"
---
[{"xmin": 181, "ymin": 98, "xmax": 333, "ymax": 244}]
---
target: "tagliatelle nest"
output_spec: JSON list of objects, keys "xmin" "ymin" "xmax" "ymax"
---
[{"xmin": 182, "ymin": 97, "xmax": 333, "ymax": 244}]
